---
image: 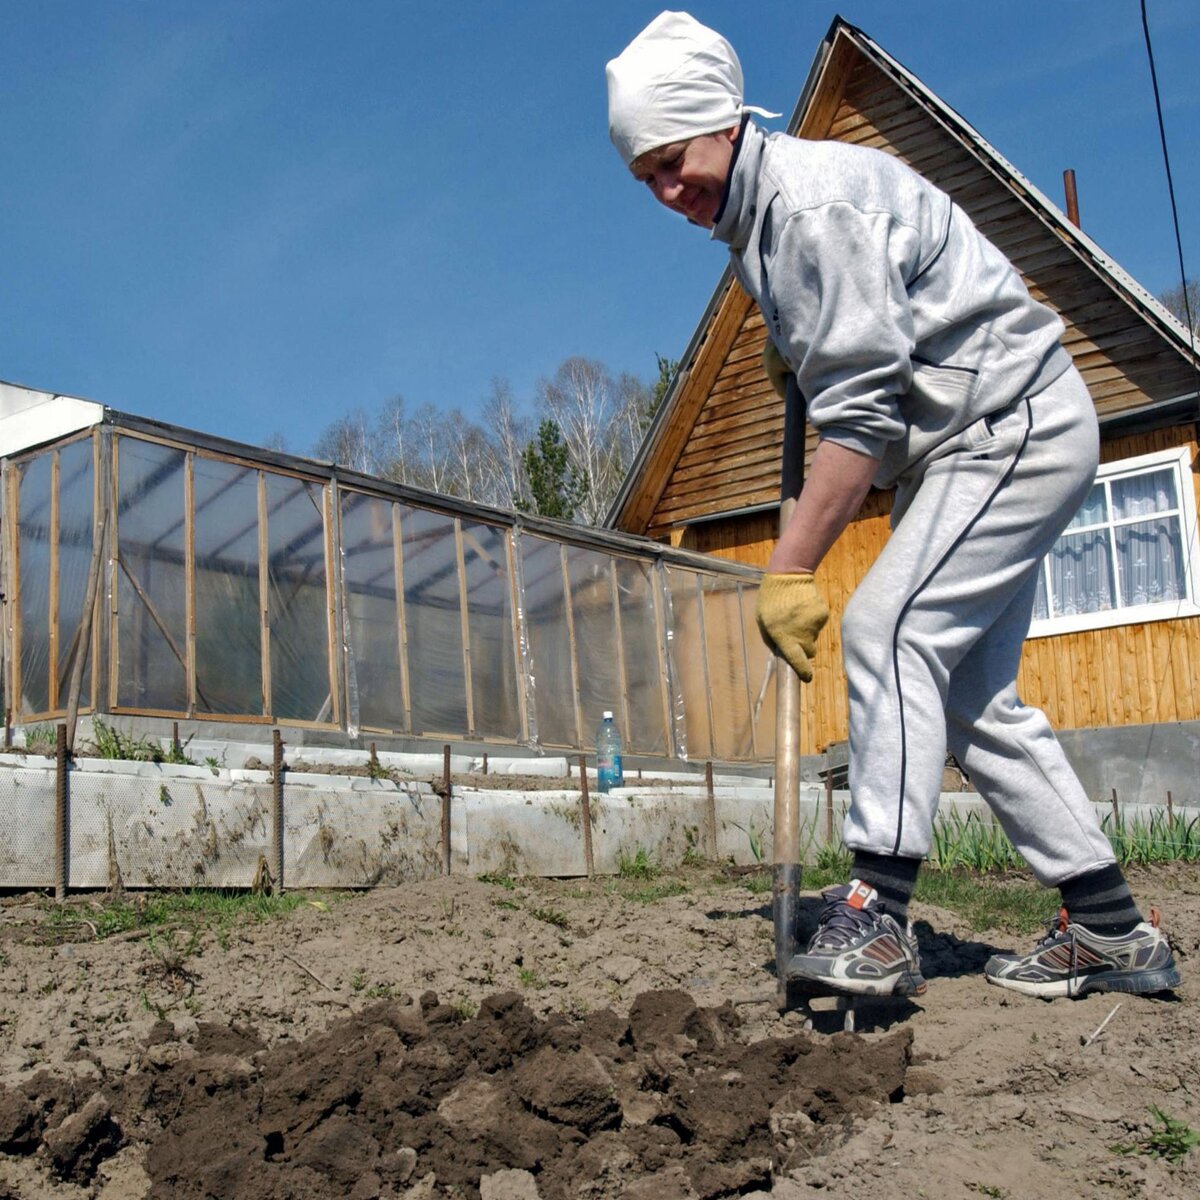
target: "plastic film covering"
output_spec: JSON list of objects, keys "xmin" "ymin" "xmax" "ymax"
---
[
  {"xmin": 741, "ymin": 580, "xmax": 776, "ymax": 760},
  {"xmin": 56, "ymin": 439, "xmax": 95, "ymax": 709},
  {"xmin": 400, "ymin": 506, "xmax": 467, "ymax": 735},
  {"xmin": 614, "ymin": 557, "xmax": 669, "ymax": 756},
  {"xmin": 115, "ymin": 438, "xmax": 189, "ymax": 712},
  {"xmin": 566, "ymin": 546, "xmax": 622, "ymax": 744},
  {"xmin": 340, "ymin": 492, "xmax": 407, "ymax": 732},
  {"xmin": 193, "ymin": 456, "xmax": 262, "ymax": 716},
  {"xmin": 519, "ymin": 533, "xmax": 576, "ymax": 748},
  {"xmin": 701, "ymin": 575, "xmax": 754, "ymax": 760},
  {"xmin": 16, "ymin": 453, "xmax": 52, "ymax": 715},
  {"xmin": 461, "ymin": 521, "xmax": 521, "ymax": 740},
  {"xmin": 665, "ymin": 567, "xmax": 712, "ymax": 760},
  {"xmin": 265, "ymin": 473, "xmax": 333, "ymax": 722}
]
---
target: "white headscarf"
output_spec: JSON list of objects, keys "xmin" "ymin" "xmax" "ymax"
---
[{"xmin": 606, "ymin": 11, "xmax": 779, "ymax": 167}]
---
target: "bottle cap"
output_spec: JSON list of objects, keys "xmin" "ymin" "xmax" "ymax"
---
[{"xmin": 602, "ymin": 710, "xmax": 614, "ymax": 720}]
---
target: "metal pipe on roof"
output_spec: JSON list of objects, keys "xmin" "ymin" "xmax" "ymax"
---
[{"xmin": 1063, "ymin": 169, "xmax": 1080, "ymax": 227}]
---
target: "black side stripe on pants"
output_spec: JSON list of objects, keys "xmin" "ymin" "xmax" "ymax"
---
[{"xmin": 889, "ymin": 400, "xmax": 1034, "ymax": 855}]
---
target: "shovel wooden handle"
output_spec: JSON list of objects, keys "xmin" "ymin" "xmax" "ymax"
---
[{"xmin": 772, "ymin": 372, "xmax": 807, "ymax": 1010}]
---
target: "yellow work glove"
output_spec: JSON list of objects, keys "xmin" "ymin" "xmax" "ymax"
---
[
  {"xmin": 755, "ymin": 572, "xmax": 830, "ymax": 683},
  {"xmin": 761, "ymin": 338, "xmax": 791, "ymax": 400}
]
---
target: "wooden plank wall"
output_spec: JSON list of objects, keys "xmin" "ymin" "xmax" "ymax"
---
[
  {"xmin": 647, "ymin": 309, "xmax": 781, "ymax": 537},
  {"xmin": 682, "ymin": 427, "xmax": 1200, "ymax": 749}
]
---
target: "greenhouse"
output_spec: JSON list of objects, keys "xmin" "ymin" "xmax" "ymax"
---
[{"xmin": 2, "ymin": 382, "xmax": 775, "ymax": 765}]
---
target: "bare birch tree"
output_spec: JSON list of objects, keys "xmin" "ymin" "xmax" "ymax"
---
[
  {"xmin": 537, "ymin": 357, "xmax": 625, "ymax": 525},
  {"xmin": 309, "ymin": 352, "xmax": 663, "ymax": 520},
  {"xmin": 1159, "ymin": 279, "xmax": 1199, "ymax": 333},
  {"xmin": 478, "ymin": 378, "xmax": 530, "ymax": 510},
  {"xmin": 406, "ymin": 402, "xmax": 457, "ymax": 494},
  {"xmin": 375, "ymin": 395, "xmax": 420, "ymax": 485},
  {"xmin": 444, "ymin": 408, "xmax": 491, "ymax": 503},
  {"xmin": 313, "ymin": 407, "xmax": 377, "ymax": 475}
]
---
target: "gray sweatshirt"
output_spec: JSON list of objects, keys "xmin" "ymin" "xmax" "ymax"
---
[{"xmin": 711, "ymin": 120, "xmax": 1071, "ymax": 488}]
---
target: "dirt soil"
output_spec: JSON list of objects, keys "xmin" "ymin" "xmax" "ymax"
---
[{"xmin": 0, "ymin": 863, "xmax": 1195, "ymax": 1199}]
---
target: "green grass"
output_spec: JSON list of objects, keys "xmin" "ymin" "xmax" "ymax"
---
[
  {"xmin": 48, "ymin": 888, "xmax": 320, "ymax": 941},
  {"xmin": 913, "ymin": 868, "xmax": 1053, "ymax": 935},
  {"xmin": 743, "ymin": 872, "xmax": 772, "ymax": 895},
  {"xmin": 516, "ymin": 965, "xmax": 545, "ymax": 989},
  {"xmin": 728, "ymin": 850, "xmax": 1052, "ymax": 935},
  {"xmin": 621, "ymin": 880, "xmax": 690, "ymax": 904}
]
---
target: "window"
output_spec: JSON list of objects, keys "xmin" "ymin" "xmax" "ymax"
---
[{"xmin": 1028, "ymin": 447, "xmax": 1200, "ymax": 637}]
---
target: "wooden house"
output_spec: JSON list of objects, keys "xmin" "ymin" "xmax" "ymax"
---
[{"xmin": 607, "ymin": 18, "xmax": 1200, "ymax": 767}]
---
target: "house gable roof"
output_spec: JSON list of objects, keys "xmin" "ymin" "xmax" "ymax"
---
[{"xmin": 607, "ymin": 16, "xmax": 1199, "ymax": 538}]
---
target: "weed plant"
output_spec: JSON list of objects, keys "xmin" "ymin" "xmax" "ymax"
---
[
  {"xmin": 22, "ymin": 724, "xmax": 58, "ymax": 755},
  {"xmin": 477, "ymin": 870, "xmax": 518, "ymax": 889},
  {"xmin": 528, "ymin": 905, "xmax": 570, "ymax": 928},
  {"xmin": 1101, "ymin": 808, "xmax": 1200, "ymax": 866},
  {"xmin": 931, "ymin": 811, "xmax": 1025, "ymax": 873},
  {"xmin": 617, "ymin": 847, "xmax": 660, "ymax": 880},
  {"xmin": 926, "ymin": 805, "xmax": 1200, "ymax": 873},
  {"xmin": 728, "ymin": 821, "xmax": 766, "ymax": 863},
  {"xmin": 1112, "ymin": 1107, "xmax": 1200, "ymax": 1163},
  {"xmin": 86, "ymin": 718, "xmax": 196, "ymax": 765}
]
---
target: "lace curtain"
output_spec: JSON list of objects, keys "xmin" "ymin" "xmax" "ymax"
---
[{"xmin": 1042, "ymin": 467, "xmax": 1185, "ymax": 617}]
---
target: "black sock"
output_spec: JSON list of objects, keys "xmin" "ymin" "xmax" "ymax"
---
[
  {"xmin": 1059, "ymin": 863, "xmax": 1142, "ymax": 935},
  {"xmin": 850, "ymin": 850, "xmax": 921, "ymax": 924}
]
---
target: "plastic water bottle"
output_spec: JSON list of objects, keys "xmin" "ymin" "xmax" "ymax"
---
[{"xmin": 596, "ymin": 711, "xmax": 624, "ymax": 793}]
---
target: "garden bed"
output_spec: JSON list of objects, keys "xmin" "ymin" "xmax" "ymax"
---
[{"xmin": 0, "ymin": 862, "xmax": 1196, "ymax": 1198}]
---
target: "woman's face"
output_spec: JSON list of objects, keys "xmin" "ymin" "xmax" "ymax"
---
[{"xmin": 630, "ymin": 126, "xmax": 739, "ymax": 228}]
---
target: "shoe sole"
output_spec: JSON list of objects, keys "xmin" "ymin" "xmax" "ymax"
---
[
  {"xmin": 787, "ymin": 964, "xmax": 928, "ymax": 998},
  {"xmin": 985, "ymin": 965, "xmax": 1182, "ymax": 999}
]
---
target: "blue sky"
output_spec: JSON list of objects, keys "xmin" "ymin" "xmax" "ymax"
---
[{"xmin": 3, "ymin": 1, "xmax": 1197, "ymax": 454}]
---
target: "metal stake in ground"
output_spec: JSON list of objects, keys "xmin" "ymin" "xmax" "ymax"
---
[
  {"xmin": 55, "ymin": 723, "xmax": 69, "ymax": 902},
  {"xmin": 271, "ymin": 729, "xmax": 285, "ymax": 892},
  {"xmin": 441, "ymin": 745, "xmax": 452, "ymax": 874},
  {"xmin": 578, "ymin": 754, "xmax": 595, "ymax": 877},
  {"xmin": 704, "ymin": 761, "xmax": 717, "ymax": 859}
]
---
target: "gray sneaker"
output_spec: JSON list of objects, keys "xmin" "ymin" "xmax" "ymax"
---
[
  {"xmin": 787, "ymin": 880, "xmax": 927, "ymax": 997},
  {"xmin": 985, "ymin": 907, "xmax": 1182, "ymax": 999}
]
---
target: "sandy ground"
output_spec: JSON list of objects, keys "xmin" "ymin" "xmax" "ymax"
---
[{"xmin": 0, "ymin": 862, "xmax": 1195, "ymax": 1198}]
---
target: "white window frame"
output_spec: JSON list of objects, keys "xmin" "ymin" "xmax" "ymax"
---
[{"xmin": 1027, "ymin": 446, "xmax": 1200, "ymax": 639}]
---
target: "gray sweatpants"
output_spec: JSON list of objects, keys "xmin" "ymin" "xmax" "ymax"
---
[{"xmin": 841, "ymin": 365, "xmax": 1115, "ymax": 885}]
